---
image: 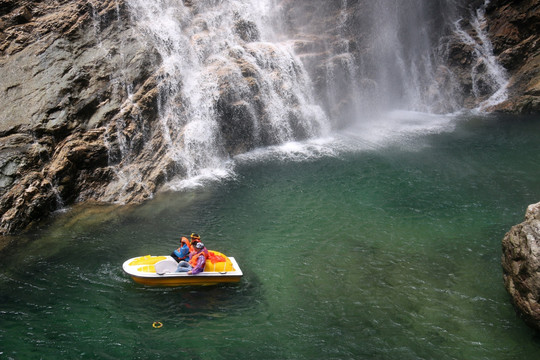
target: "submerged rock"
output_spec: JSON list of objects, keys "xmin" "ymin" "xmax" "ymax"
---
[{"xmin": 502, "ymin": 202, "xmax": 540, "ymax": 331}]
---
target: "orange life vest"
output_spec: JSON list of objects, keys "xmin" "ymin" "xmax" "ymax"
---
[
  {"xmin": 177, "ymin": 237, "xmax": 196, "ymax": 252},
  {"xmin": 189, "ymin": 250, "xmax": 208, "ymax": 267}
]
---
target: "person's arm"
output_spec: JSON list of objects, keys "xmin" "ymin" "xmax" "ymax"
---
[{"xmin": 188, "ymin": 255, "xmax": 206, "ymax": 275}]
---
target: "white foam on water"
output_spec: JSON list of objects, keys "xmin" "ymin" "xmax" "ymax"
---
[
  {"xmin": 234, "ymin": 137, "xmax": 339, "ymax": 163},
  {"xmin": 341, "ymin": 110, "xmax": 458, "ymax": 151},
  {"xmin": 230, "ymin": 110, "xmax": 461, "ymax": 168},
  {"xmin": 162, "ymin": 162, "xmax": 236, "ymax": 192}
]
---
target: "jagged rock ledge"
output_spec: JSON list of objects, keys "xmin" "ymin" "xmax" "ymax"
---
[{"xmin": 502, "ymin": 201, "xmax": 540, "ymax": 331}]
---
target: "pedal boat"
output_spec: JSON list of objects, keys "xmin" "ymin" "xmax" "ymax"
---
[{"xmin": 122, "ymin": 250, "xmax": 243, "ymax": 286}]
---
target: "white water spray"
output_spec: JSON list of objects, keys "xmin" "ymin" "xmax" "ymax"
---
[
  {"xmin": 453, "ymin": 0, "xmax": 508, "ymax": 111},
  {"xmin": 110, "ymin": 0, "xmax": 329, "ymax": 194}
]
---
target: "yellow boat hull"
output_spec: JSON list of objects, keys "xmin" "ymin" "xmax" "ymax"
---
[
  {"xmin": 122, "ymin": 252, "xmax": 243, "ymax": 286},
  {"xmin": 129, "ymin": 273, "xmax": 242, "ymax": 286}
]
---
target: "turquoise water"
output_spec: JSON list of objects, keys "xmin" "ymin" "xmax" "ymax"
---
[{"xmin": 1, "ymin": 114, "xmax": 540, "ymax": 359}]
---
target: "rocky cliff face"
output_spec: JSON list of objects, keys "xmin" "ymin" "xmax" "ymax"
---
[
  {"xmin": 0, "ymin": 0, "xmax": 539, "ymax": 237},
  {"xmin": 502, "ymin": 202, "xmax": 540, "ymax": 331},
  {"xmin": 0, "ymin": 0, "xmax": 162, "ymax": 234},
  {"xmin": 486, "ymin": 0, "xmax": 540, "ymax": 113}
]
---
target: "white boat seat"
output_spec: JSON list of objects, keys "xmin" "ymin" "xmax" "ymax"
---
[{"xmin": 154, "ymin": 259, "xmax": 179, "ymax": 275}]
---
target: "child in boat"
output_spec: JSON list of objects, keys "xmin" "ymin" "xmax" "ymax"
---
[{"xmin": 176, "ymin": 242, "xmax": 207, "ymax": 275}]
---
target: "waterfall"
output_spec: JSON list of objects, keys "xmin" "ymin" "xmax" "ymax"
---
[
  {"xmin": 353, "ymin": 0, "xmax": 508, "ymax": 114},
  {"xmin": 280, "ymin": 0, "xmax": 509, "ymax": 121},
  {"xmin": 357, "ymin": 1, "xmax": 455, "ymax": 114},
  {"xmin": 101, "ymin": 0, "xmax": 510, "ymax": 200},
  {"xmin": 453, "ymin": 0, "xmax": 509, "ymax": 111},
  {"xmin": 106, "ymin": 0, "xmax": 328, "ymax": 195}
]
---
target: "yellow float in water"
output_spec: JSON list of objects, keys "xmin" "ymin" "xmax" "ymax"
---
[{"xmin": 122, "ymin": 250, "xmax": 243, "ymax": 286}]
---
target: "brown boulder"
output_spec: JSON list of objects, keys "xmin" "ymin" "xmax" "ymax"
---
[{"xmin": 502, "ymin": 202, "xmax": 540, "ymax": 331}]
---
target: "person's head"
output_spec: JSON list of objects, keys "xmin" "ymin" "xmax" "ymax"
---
[
  {"xmin": 190, "ymin": 233, "xmax": 200, "ymax": 243},
  {"xmin": 195, "ymin": 242, "xmax": 204, "ymax": 251}
]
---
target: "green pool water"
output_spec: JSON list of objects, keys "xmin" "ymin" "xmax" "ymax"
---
[{"xmin": 1, "ymin": 113, "xmax": 540, "ymax": 359}]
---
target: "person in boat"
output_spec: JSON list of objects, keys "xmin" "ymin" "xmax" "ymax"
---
[
  {"xmin": 189, "ymin": 233, "xmax": 209, "ymax": 257},
  {"xmin": 171, "ymin": 233, "xmax": 201, "ymax": 262},
  {"xmin": 171, "ymin": 237, "xmax": 190, "ymax": 262},
  {"xmin": 175, "ymin": 241, "xmax": 207, "ymax": 275}
]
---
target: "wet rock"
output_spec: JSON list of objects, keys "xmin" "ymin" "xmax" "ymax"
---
[
  {"xmin": 0, "ymin": 0, "xmax": 163, "ymax": 234},
  {"xmin": 502, "ymin": 202, "xmax": 540, "ymax": 331},
  {"xmin": 234, "ymin": 19, "xmax": 260, "ymax": 43},
  {"xmin": 12, "ymin": 6, "xmax": 32, "ymax": 24},
  {"xmin": 485, "ymin": 0, "xmax": 540, "ymax": 113},
  {"xmin": 217, "ymin": 99, "xmax": 256, "ymax": 155}
]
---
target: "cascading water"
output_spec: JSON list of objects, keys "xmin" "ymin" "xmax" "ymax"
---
[
  {"xmin": 277, "ymin": 0, "xmax": 460, "ymax": 120},
  {"xmin": 109, "ymin": 0, "xmax": 329, "ymax": 194},
  {"xmin": 453, "ymin": 0, "xmax": 509, "ymax": 110},
  {"xmin": 370, "ymin": 0, "xmax": 508, "ymax": 113},
  {"xmin": 277, "ymin": 0, "xmax": 508, "ymax": 121},
  {"xmin": 363, "ymin": 1, "xmax": 437, "ymax": 112}
]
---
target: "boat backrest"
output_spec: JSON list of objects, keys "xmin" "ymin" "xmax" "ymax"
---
[{"xmin": 154, "ymin": 259, "xmax": 179, "ymax": 274}]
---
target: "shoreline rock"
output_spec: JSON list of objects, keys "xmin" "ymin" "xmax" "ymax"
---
[
  {"xmin": 0, "ymin": 0, "xmax": 163, "ymax": 235},
  {"xmin": 502, "ymin": 202, "xmax": 540, "ymax": 331}
]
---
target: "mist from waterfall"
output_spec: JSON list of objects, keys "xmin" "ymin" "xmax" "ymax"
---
[
  {"xmin": 278, "ymin": 0, "xmax": 508, "ymax": 123},
  {"xmin": 360, "ymin": 1, "xmax": 440, "ymax": 112}
]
